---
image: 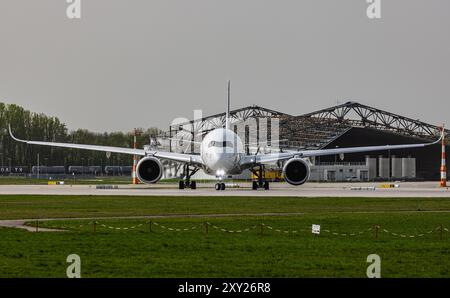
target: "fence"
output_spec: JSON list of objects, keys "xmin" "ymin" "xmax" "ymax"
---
[{"xmin": 30, "ymin": 220, "xmax": 450, "ymax": 240}]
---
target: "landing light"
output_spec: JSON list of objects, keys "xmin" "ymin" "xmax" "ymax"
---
[{"xmin": 216, "ymin": 169, "xmax": 225, "ymax": 176}]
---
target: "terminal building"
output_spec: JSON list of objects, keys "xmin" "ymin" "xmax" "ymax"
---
[{"xmin": 155, "ymin": 101, "xmax": 448, "ymax": 182}]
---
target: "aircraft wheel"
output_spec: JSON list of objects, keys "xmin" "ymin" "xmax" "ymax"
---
[
  {"xmin": 179, "ymin": 181, "xmax": 185, "ymax": 190},
  {"xmin": 220, "ymin": 183, "xmax": 226, "ymax": 190},
  {"xmin": 215, "ymin": 183, "xmax": 221, "ymax": 191},
  {"xmin": 264, "ymin": 181, "xmax": 270, "ymax": 190},
  {"xmin": 190, "ymin": 181, "xmax": 197, "ymax": 190},
  {"xmin": 252, "ymin": 181, "xmax": 258, "ymax": 190}
]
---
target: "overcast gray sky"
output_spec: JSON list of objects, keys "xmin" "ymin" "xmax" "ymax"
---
[{"xmin": 0, "ymin": 0, "xmax": 449, "ymax": 132}]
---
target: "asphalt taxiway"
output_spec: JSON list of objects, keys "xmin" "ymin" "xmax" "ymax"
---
[{"xmin": 0, "ymin": 182, "xmax": 449, "ymax": 197}]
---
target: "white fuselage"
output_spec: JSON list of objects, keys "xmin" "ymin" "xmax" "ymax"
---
[{"xmin": 200, "ymin": 128, "xmax": 245, "ymax": 177}]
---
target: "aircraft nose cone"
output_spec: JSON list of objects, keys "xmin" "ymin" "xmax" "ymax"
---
[{"xmin": 208, "ymin": 153, "xmax": 235, "ymax": 173}]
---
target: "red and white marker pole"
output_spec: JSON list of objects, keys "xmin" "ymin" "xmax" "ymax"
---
[
  {"xmin": 440, "ymin": 126, "xmax": 447, "ymax": 187},
  {"xmin": 132, "ymin": 133, "xmax": 138, "ymax": 185}
]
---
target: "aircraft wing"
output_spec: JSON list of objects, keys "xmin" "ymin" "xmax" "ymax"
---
[
  {"xmin": 241, "ymin": 130, "xmax": 444, "ymax": 166},
  {"xmin": 149, "ymin": 151, "xmax": 203, "ymax": 165},
  {"xmin": 167, "ymin": 137, "xmax": 202, "ymax": 145},
  {"xmin": 9, "ymin": 125, "xmax": 204, "ymax": 165}
]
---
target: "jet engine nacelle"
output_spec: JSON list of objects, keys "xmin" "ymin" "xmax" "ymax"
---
[
  {"xmin": 282, "ymin": 158, "xmax": 310, "ymax": 186},
  {"xmin": 136, "ymin": 157, "xmax": 163, "ymax": 184}
]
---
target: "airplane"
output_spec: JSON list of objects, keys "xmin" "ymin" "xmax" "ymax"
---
[{"xmin": 9, "ymin": 82, "xmax": 444, "ymax": 191}]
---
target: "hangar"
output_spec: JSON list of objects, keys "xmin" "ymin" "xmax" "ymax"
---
[{"xmin": 159, "ymin": 101, "xmax": 449, "ymax": 182}]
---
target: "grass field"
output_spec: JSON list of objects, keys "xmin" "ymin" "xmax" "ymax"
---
[
  {"xmin": 1, "ymin": 195, "xmax": 450, "ymax": 219},
  {"xmin": 0, "ymin": 195, "xmax": 449, "ymax": 277}
]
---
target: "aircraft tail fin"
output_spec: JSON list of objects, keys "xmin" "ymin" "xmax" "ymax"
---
[{"xmin": 226, "ymin": 80, "xmax": 230, "ymax": 130}]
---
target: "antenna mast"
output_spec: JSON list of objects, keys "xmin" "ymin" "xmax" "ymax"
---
[{"xmin": 226, "ymin": 80, "xmax": 230, "ymax": 130}]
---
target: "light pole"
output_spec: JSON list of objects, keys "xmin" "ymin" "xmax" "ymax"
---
[
  {"xmin": 44, "ymin": 158, "xmax": 48, "ymax": 178},
  {"xmin": 7, "ymin": 158, "xmax": 11, "ymax": 176},
  {"xmin": 388, "ymin": 149, "xmax": 391, "ymax": 182},
  {"xmin": 37, "ymin": 153, "xmax": 40, "ymax": 179},
  {"xmin": 335, "ymin": 146, "xmax": 339, "ymax": 163},
  {"xmin": 0, "ymin": 129, "xmax": 5, "ymax": 168}
]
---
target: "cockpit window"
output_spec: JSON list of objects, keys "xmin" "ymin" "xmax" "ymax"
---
[{"xmin": 208, "ymin": 141, "xmax": 233, "ymax": 148}]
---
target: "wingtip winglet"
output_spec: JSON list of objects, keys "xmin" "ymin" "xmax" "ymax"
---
[
  {"xmin": 435, "ymin": 124, "xmax": 445, "ymax": 144},
  {"xmin": 8, "ymin": 124, "xmax": 13, "ymax": 137},
  {"xmin": 8, "ymin": 124, "xmax": 23, "ymax": 142},
  {"xmin": 442, "ymin": 124, "xmax": 446, "ymax": 140}
]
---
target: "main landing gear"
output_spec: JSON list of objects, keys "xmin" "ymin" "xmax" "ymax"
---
[
  {"xmin": 250, "ymin": 165, "xmax": 270, "ymax": 190},
  {"xmin": 178, "ymin": 164, "xmax": 199, "ymax": 190}
]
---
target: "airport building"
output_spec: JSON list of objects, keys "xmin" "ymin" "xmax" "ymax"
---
[{"xmin": 158, "ymin": 101, "xmax": 448, "ymax": 182}]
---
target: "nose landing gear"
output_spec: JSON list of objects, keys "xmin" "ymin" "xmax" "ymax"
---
[{"xmin": 215, "ymin": 182, "xmax": 226, "ymax": 191}]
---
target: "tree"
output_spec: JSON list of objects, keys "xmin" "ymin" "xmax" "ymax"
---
[{"xmin": 0, "ymin": 102, "xmax": 162, "ymax": 170}]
